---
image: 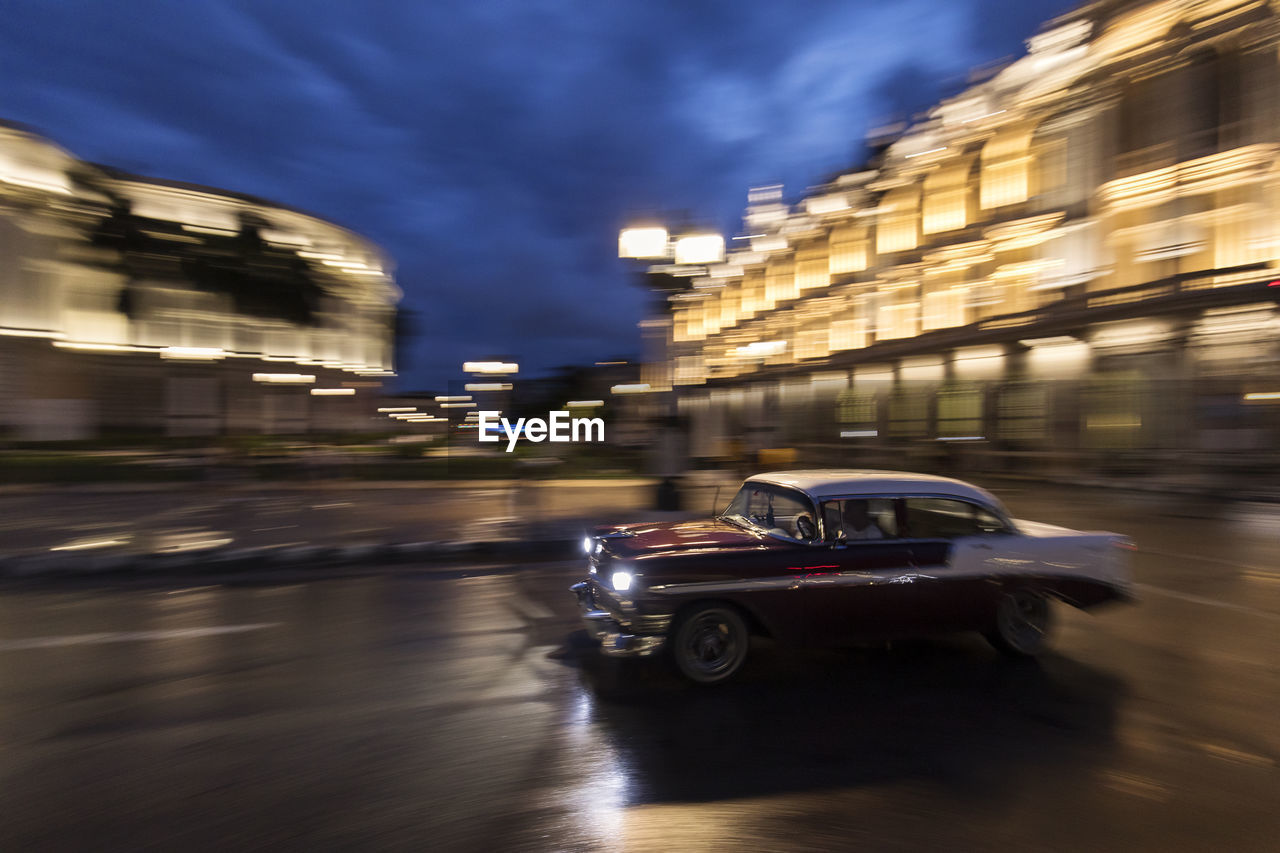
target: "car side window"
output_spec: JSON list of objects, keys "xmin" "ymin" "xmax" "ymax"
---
[
  {"xmin": 729, "ymin": 484, "xmax": 819, "ymax": 542},
  {"xmin": 822, "ymin": 498, "xmax": 898, "ymax": 542},
  {"xmin": 904, "ymin": 498, "xmax": 1009, "ymax": 539}
]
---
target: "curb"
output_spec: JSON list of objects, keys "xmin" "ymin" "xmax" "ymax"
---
[{"xmin": 0, "ymin": 537, "xmax": 584, "ymax": 580}]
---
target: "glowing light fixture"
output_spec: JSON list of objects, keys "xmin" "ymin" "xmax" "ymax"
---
[
  {"xmin": 1, "ymin": 327, "xmax": 65, "ymax": 340},
  {"xmin": 463, "ymin": 361, "xmax": 519, "ymax": 374},
  {"xmin": 161, "ymin": 347, "xmax": 226, "ymax": 360},
  {"xmin": 618, "ymin": 227, "xmax": 669, "ymax": 259},
  {"xmin": 253, "ymin": 373, "xmax": 315, "ymax": 384},
  {"xmin": 674, "ymin": 234, "xmax": 725, "ymax": 265},
  {"xmin": 53, "ymin": 341, "xmax": 150, "ymax": 353}
]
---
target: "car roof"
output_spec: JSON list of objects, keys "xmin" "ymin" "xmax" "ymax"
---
[{"xmin": 744, "ymin": 469, "xmax": 1002, "ymax": 505}]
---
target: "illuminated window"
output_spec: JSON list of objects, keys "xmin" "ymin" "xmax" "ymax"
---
[
  {"xmin": 702, "ymin": 291, "xmax": 721, "ymax": 336},
  {"xmin": 829, "ymin": 317, "xmax": 869, "ymax": 351},
  {"xmin": 765, "ymin": 255, "xmax": 797, "ymax": 304},
  {"xmin": 877, "ymin": 301, "xmax": 920, "ymax": 340},
  {"xmin": 837, "ymin": 389, "xmax": 877, "ymax": 425},
  {"xmin": 672, "ymin": 306, "xmax": 691, "ymax": 343},
  {"xmin": 877, "ymin": 186, "xmax": 920, "ymax": 254},
  {"xmin": 740, "ymin": 268, "xmax": 766, "ymax": 316},
  {"xmin": 922, "ymin": 288, "xmax": 967, "ymax": 330},
  {"xmin": 829, "ymin": 223, "xmax": 869, "ymax": 274},
  {"xmin": 796, "ymin": 327, "xmax": 829, "ymax": 360},
  {"xmin": 922, "ymin": 161, "xmax": 973, "ymax": 234},
  {"xmin": 684, "ymin": 302, "xmax": 705, "ymax": 340},
  {"xmin": 981, "ymin": 129, "xmax": 1033, "ymax": 209},
  {"xmin": 1083, "ymin": 371, "xmax": 1146, "ymax": 450},
  {"xmin": 936, "ymin": 383, "xmax": 983, "ymax": 438},
  {"xmin": 795, "ymin": 240, "xmax": 830, "ymax": 291},
  {"xmin": 719, "ymin": 285, "xmax": 740, "ymax": 329},
  {"xmin": 674, "ymin": 355, "xmax": 706, "ymax": 385}
]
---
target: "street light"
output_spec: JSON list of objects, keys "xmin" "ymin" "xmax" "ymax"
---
[
  {"xmin": 673, "ymin": 233, "xmax": 725, "ymax": 265},
  {"xmin": 618, "ymin": 226, "xmax": 669, "ymax": 259}
]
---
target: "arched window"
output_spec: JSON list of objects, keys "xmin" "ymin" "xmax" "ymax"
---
[
  {"xmin": 980, "ymin": 129, "xmax": 1033, "ymax": 209},
  {"xmin": 923, "ymin": 158, "xmax": 975, "ymax": 233},
  {"xmin": 877, "ymin": 185, "xmax": 920, "ymax": 254}
]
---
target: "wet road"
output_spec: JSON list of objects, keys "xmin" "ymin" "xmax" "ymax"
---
[{"xmin": 1, "ymin": 487, "xmax": 1278, "ymax": 852}]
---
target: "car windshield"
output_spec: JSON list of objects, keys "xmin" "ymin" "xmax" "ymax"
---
[{"xmin": 720, "ymin": 482, "xmax": 817, "ymax": 541}]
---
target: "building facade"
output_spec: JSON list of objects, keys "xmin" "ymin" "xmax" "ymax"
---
[
  {"xmin": 0, "ymin": 121, "xmax": 399, "ymax": 439},
  {"xmin": 646, "ymin": 0, "xmax": 1280, "ymax": 480}
]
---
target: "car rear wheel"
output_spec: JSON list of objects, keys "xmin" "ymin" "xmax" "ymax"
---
[
  {"xmin": 672, "ymin": 605, "xmax": 749, "ymax": 684},
  {"xmin": 986, "ymin": 588, "xmax": 1053, "ymax": 657}
]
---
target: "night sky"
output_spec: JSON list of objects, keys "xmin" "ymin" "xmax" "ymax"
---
[{"xmin": 1, "ymin": 0, "xmax": 1077, "ymax": 389}]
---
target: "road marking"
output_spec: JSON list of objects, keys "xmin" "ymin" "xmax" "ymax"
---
[
  {"xmin": 1134, "ymin": 584, "xmax": 1280, "ymax": 622},
  {"xmin": 0, "ymin": 623, "xmax": 280, "ymax": 651}
]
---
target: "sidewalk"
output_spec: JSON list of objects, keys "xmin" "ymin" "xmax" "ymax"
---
[{"xmin": 0, "ymin": 478, "xmax": 708, "ymax": 579}]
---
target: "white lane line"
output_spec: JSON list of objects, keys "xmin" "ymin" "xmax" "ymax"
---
[
  {"xmin": 0, "ymin": 623, "xmax": 281, "ymax": 651},
  {"xmin": 1134, "ymin": 584, "xmax": 1280, "ymax": 622}
]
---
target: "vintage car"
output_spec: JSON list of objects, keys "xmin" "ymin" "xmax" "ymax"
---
[{"xmin": 572, "ymin": 470, "xmax": 1134, "ymax": 683}]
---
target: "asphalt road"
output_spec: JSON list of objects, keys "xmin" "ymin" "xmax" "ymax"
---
[{"xmin": 1, "ymin": 487, "xmax": 1278, "ymax": 852}]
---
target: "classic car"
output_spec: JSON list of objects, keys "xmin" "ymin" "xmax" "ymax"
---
[{"xmin": 572, "ymin": 470, "xmax": 1134, "ymax": 684}]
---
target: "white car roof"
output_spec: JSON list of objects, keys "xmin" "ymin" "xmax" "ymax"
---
[{"xmin": 745, "ymin": 469, "xmax": 1002, "ymax": 506}]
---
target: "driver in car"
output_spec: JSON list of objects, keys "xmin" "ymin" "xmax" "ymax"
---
[{"xmin": 841, "ymin": 499, "xmax": 884, "ymax": 540}]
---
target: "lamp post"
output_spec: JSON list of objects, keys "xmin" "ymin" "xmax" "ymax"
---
[{"xmin": 618, "ymin": 221, "xmax": 726, "ymax": 504}]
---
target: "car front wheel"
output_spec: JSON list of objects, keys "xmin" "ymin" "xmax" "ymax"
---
[
  {"xmin": 986, "ymin": 588, "xmax": 1053, "ymax": 657},
  {"xmin": 672, "ymin": 604, "xmax": 749, "ymax": 684}
]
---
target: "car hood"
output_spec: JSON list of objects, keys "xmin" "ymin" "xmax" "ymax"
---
[{"xmin": 594, "ymin": 518, "xmax": 780, "ymax": 559}]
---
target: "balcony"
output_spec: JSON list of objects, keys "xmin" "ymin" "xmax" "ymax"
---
[{"xmin": 1112, "ymin": 122, "xmax": 1258, "ymax": 180}]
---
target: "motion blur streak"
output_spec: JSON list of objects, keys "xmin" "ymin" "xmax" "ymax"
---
[{"xmin": 0, "ymin": 623, "xmax": 279, "ymax": 650}]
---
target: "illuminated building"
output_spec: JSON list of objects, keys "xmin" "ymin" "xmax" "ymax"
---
[
  {"xmin": 0, "ymin": 120, "xmax": 398, "ymax": 439},
  {"xmin": 636, "ymin": 0, "xmax": 1280, "ymax": 473}
]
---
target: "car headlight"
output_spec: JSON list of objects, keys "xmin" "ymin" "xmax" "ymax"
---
[
  {"xmin": 582, "ymin": 536, "xmax": 593, "ymax": 555},
  {"xmin": 610, "ymin": 569, "xmax": 633, "ymax": 593}
]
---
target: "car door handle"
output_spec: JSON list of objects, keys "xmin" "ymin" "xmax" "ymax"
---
[{"xmin": 972, "ymin": 543, "xmax": 992, "ymax": 550}]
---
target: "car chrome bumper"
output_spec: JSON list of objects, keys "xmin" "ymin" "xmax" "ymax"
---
[{"xmin": 571, "ymin": 581, "xmax": 666, "ymax": 657}]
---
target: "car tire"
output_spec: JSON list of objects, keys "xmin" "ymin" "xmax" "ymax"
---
[
  {"xmin": 671, "ymin": 604, "xmax": 749, "ymax": 684},
  {"xmin": 985, "ymin": 588, "xmax": 1053, "ymax": 657}
]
